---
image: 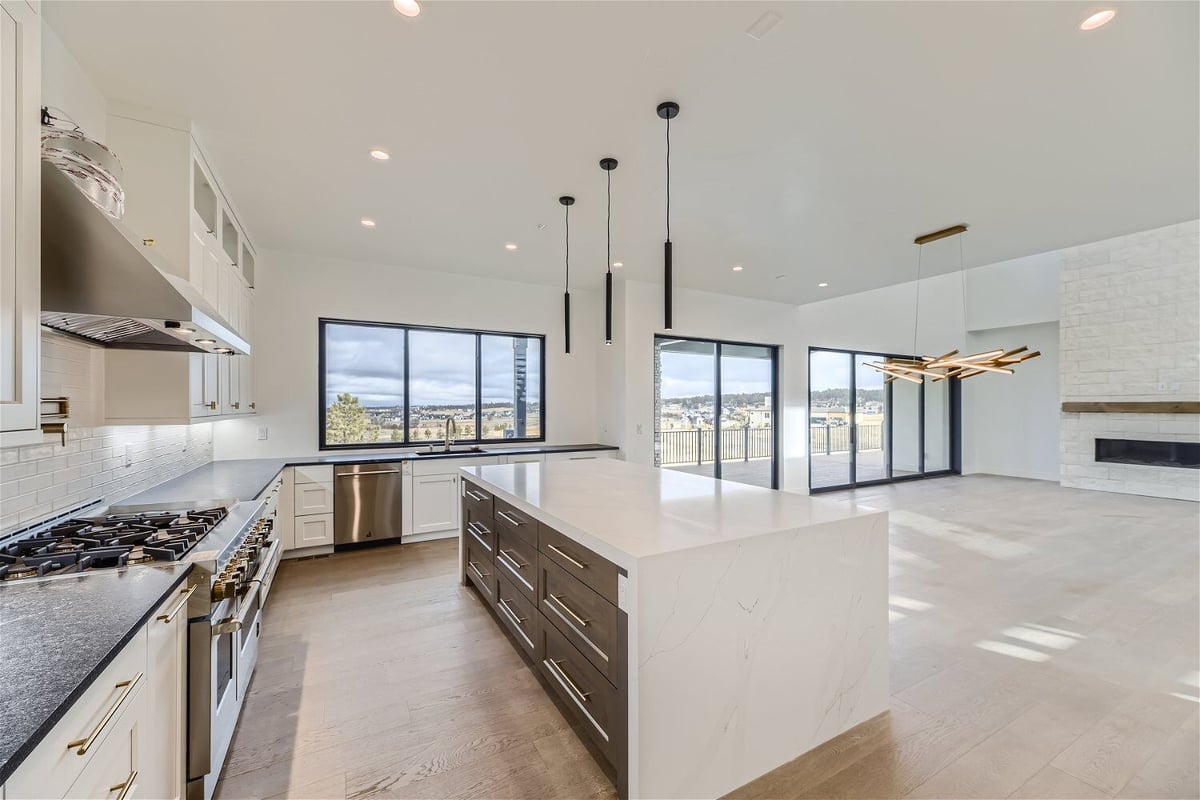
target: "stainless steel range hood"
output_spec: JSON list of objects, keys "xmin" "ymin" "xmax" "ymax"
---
[{"xmin": 40, "ymin": 161, "xmax": 250, "ymax": 355}]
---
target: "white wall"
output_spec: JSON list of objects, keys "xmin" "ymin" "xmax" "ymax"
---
[
  {"xmin": 41, "ymin": 21, "xmax": 107, "ymax": 142},
  {"xmin": 213, "ymin": 250, "xmax": 601, "ymax": 459},
  {"xmin": 962, "ymin": 321, "xmax": 1061, "ymax": 481}
]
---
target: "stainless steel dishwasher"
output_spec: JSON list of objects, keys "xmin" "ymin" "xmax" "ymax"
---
[{"xmin": 334, "ymin": 463, "xmax": 403, "ymax": 546}]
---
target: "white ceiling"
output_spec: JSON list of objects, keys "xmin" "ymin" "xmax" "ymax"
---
[{"xmin": 45, "ymin": 1, "xmax": 1199, "ymax": 304}]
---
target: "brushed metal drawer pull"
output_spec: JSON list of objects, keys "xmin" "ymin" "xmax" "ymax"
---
[
  {"xmin": 546, "ymin": 543, "xmax": 587, "ymax": 570},
  {"xmin": 497, "ymin": 597, "xmax": 528, "ymax": 625},
  {"xmin": 111, "ymin": 769, "xmax": 138, "ymax": 800},
  {"xmin": 466, "ymin": 520, "xmax": 491, "ymax": 538},
  {"xmin": 465, "ymin": 489, "xmax": 489, "ymax": 502},
  {"xmin": 549, "ymin": 593, "xmax": 590, "ymax": 627},
  {"xmin": 156, "ymin": 585, "xmax": 197, "ymax": 623},
  {"xmin": 498, "ymin": 548, "xmax": 527, "ymax": 569},
  {"xmin": 468, "ymin": 560, "xmax": 489, "ymax": 580},
  {"xmin": 496, "ymin": 510, "xmax": 525, "ymax": 527},
  {"xmin": 67, "ymin": 672, "xmax": 144, "ymax": 755},
  {"xmin": 546, "ymin": 658, "xmax": 592, "ymax": 703}
]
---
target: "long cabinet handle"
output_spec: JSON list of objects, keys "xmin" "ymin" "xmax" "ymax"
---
[
  {"xmin": 110, "ymin": 769, "xmax": 138, "ymax": 800},
  {"xmin": 496, "ymin": 510, "xmax": 525, "ymax": 527},
  {"xmin": 548, "ymin": 593, "xmax": 590, "ymax": 628},
  {"xmin": 545, "ymin": 658, "xmax": 592, "ymax": 704},
  {"xmin": 67, "ymin": 672, "xmax": 144, "ymax": 755},
  {"xmin": 497, "ymin": 597, "xmax": 528, "ymax": 625},
  {"xmin": 156, "ymin": 585, "xmax": 197, "ymax": 623},
  {"xmin": 497, "ymin": 548, "xmax": 526, "ymax": 569},
  {"xmin": 468, "ymin": 560, "xmax": 489, "ymax": 581},
  {"xmin": 336, "ymin": 469, "xmax": 401, "ymax": 477},
  {"xmin": 466, "ymin": 520, "xmax": 491, "ymax": 538},
  {"xmin": 546, "ymin": 543, "xmax": 588, "ymax": 570},
  {"xmin": 465, "ymin": 490, "xmax": 488, "ymax": 502}
]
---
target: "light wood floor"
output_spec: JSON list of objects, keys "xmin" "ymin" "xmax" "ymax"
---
[{"xmin": 215, "ymin": 475, "xmax": 1199, "ymax": 800}]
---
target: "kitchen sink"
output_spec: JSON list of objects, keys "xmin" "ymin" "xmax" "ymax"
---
[{"xmin": 415, "ymin": 446, "xmax": 488, "ymax": 456}]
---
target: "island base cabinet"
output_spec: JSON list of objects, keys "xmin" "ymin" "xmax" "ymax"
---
[{"xmin": 538, "ymin": 621, "xmax": 620, "ymax": 768}]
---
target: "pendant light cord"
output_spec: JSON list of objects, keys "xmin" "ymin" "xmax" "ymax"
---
[
  {"xmin": 912, "ymin": 244, "xmax": 923, "ymax": 356},
  {"xmin": 665, "ymin": 115, "xmax": 671, "ymax": 241},
  {"xmin": 606, "ymin": 170, "xmax": 612, "ymax": 276}
]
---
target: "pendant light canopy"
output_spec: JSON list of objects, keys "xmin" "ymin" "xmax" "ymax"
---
[
  {"xmin": 560, "ymin": 195, "xmax": 575, "ymax": 354},
  {"xmin": 600, "ymin": 157, "xmax": 618, "ymax": 346},
  {"xmin": 865, "ymin": 224, "xmax": 1041, "ymax": 383},
  {"xmin": 657, "ymin": 101, "xmax": 680, "ymax": 331}
]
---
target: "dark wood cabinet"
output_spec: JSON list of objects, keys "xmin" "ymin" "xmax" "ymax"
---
[{"xmin": 461, "ymin": 478, "xmax": 628, "ymax": 798}]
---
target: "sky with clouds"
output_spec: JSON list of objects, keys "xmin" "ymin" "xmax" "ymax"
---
[{"xmin": 324, "ymin": 323, "xmax": 541, "ymax": 408}]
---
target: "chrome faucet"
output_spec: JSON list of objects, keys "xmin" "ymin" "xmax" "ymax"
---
[{"xmin": 444, "ymin": 416, "xmax": 457, "ymax": 452}]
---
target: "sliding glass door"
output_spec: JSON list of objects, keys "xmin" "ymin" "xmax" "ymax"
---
[
  {"xmin": 655, "ymin": 337, "xmax": 779, "ymax": 489},
  {"xmin": 809, "ymin": 347, "xmax": 959, "ymax": 492}
]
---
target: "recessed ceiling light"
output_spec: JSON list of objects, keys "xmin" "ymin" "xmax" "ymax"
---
[
  {"xmin": 775, "ymin": 274, "xmax": 786, "ymax": 280},
  {"xmin": 818, "ymin": 282, "xmax": 829, "ymax": 288},
  {"xmin": 369, "ymin": 149, "xmax": 390, "ymax": 161},
  {"xmin": 393, "ymin": 0, "xmax": 420, "ymax": 17},
  {"xmin": 505, "ymin": 242, "xmax": 518, "ymax": 251},
  {"xmin": 732, "ymin": 265, "xmax": 744, "ymax": 272},
  {"xmin": 360, "ymin": 217, "xmax": 376, "ymax": 228},
  {"xmin": 612, "ymin": 261, "xmax": 623, "ymax": 268},
  {"xmin": 1080, "ymin": 9, "xmax": 1115, "ymax": 30}
]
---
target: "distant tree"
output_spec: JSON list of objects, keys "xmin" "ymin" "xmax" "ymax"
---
[
  {"xmin": 325, "ymin": 393, "xmax": 381, "ymax": 443},
  {"xmin": 390, "ymin": 428, "xmax": 403, "ymax": 442}
]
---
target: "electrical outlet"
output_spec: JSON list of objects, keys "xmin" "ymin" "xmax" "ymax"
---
[
  {"xmin": 123, "ymin": 444, "xmax": 133, "ymax": 468},
  {"xmin": 636, "ymin": 423, "xmax": 644, "ymax": 435},
  {"xmin": 257, "ymin": 426, "xmax": 269, "ymax": 441}
]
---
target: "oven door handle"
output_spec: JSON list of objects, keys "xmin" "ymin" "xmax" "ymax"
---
[{"xmin": 212, "ymin": 582, "xmax": 260, "ymax": 636}]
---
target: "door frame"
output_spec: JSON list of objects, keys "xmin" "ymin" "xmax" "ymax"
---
[
  {"xmin": 654, "ymin": 335, "xmax": 781, "ymax": 489},
  {"xmin": 807, "ymin": 346, "xmax": 960, "ymax": 493}
]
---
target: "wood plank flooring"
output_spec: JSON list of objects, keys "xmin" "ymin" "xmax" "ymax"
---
[{"xmin": 215, "ymin": 475, "xmax": 1199, "ymax": 799}]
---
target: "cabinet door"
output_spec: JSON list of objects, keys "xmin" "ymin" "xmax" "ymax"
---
[
  {"xmin": 62, "ymin": 690, "xmax": 142, "ymax": 800},
  {"xmin": 240, "ymin": 353, "xmax": 254, "ymax": 414},
  {"xmin": 295, "ymin": 513, "xmax": 334, "ymax": 547},
  {"xmin": 141, "ymin": 586, "xmax": 188, "ymax": 800},
  {"xmin": 217, "ymin": 261, "xmax": 234, "ymax": 324},
  {"xmin": 203, "ymin": 353, "xmax": 219, "ymax": 414},
  {"xmin": 412, "ymin": 472, "xmax": 460, "ymax": 535},
  {"xmin": 220, "ymin": 355, "xmax": 240, "ymax": 414},
  {"xmin": 294, "ymin": 482, "xmax": 334, "ymax": 515},
  {"xmin": 203, "ymin": 247, "xmax": 220, "ymax": 309},
  {"xmin": 0, "ymin": 0, "xmax": 40, "ymax": 433}
]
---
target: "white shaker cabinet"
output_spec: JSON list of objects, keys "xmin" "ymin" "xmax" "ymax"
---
[
  {"xmin": 0, "ymin": 0, "xmax": 40, "ymax": 436},
  {"xmin": 142, "ymin": 585, "xmax": 190, "ymax": 800},
  {"xmin": 411, "ymin": 472, "xmax": 460, "ymax": 535}
]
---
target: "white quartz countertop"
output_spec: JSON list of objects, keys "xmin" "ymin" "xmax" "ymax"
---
[{"xmin": 460, "ymin": 459, "xmax": 884, "ymax": 569}]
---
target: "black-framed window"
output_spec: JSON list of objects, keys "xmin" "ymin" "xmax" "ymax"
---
[
  {"xmin": 653, "ymin": 335, "xmax": 781, "ymax": 489},
  {"xmin": 319, "ymin": 318, "xmax": 545, "ymax": 450},
  {"xmin": 807, "ymin": 346, "xmax": 960, "ymax": 492}
]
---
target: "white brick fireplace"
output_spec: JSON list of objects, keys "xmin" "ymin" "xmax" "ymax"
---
[{"xmin": 1059, "ymin": 220, "xmax": 1200, "ymax": 501}]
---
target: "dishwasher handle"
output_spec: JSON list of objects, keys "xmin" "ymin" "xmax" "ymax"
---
[{"xmin": 336, "ymin": 469, "xmax": 401, "ymax": 477}]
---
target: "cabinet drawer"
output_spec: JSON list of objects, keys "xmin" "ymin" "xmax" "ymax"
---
[
  {"xmin": 5, "ymin": 628, "xmax": 147, "ymax": 799},
  {"xmin": 462, "ymin": 480, "xmax": 494, "ymax": 519},
  {"xmin": 464, "ymin": 539, "xmax": 495, "ymax": 604},
  {"xmin": 63, "ymin": 687, "xmax": 142, "ymax": 800},
  {"xmin": 539, "ymin": 619, "xmax": 619, "ymax": 766},
  {"xmin": 495, "ymin": 525, "xmax": 537, "ymax": 603},
  {"xmin": 538, "ymin": 523, "xmax": 619, "ymax": 607},
  {"xmin": 294, "ymin": 481, "xmax": 334, "ymax": 516},
  {"xmin": 494, "ymin": 497, "xmax": 536, "ymax": 547},
  {"xmin": 295, "ymin": 513, "xmax": 334, "ymax": 547},
  {"xmin": 463, "ymin": 506, "xmax": 495, "ymax": 556},
  {"xmin": 494, "ymin": 572, "xmax": 540, "ymax": 659},
  {"xmin": 293, "ymin": 464, "xmax": 333, "ymax": 485},
  {"xmin": 539, "ymin": 559, "xmax": 620, "ymax": 686}
]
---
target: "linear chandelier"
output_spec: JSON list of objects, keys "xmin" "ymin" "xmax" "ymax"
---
[{"xmin": 867, "ymin": 224, "xmax": 1040, "ymax": 384}]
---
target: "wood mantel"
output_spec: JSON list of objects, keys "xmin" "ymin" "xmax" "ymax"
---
[{"xmin": 1062, "ymin": 401, "xmax": 1200, "ymax": 414}]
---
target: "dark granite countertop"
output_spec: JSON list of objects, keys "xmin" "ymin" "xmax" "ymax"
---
[
  {"xmin": 0, "ymin": 563, "xmax": 193, "ymax": 784},
  {"xmin": 120, "ymin": 443, "xmax": 619, "ymax": 507}
]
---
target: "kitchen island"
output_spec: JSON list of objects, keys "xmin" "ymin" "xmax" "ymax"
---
[{"xmin": 458, "ymin": 459, "xmax": 889, "ymax": 800}]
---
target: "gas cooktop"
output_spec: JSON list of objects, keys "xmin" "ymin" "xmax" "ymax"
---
[{"xmin": 0, "ymin": 507, "xmax": 228, "ymax": 582}]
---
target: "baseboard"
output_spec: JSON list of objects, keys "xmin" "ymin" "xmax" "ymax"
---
[{"xmin": 964, "ymin": 465, "xmax": 1060, "ymax": 483}]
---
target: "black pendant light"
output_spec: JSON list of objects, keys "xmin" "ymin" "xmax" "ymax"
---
[
  {"xmin": 600, "ymin": 157, "xmax": 618, "ymax": 345},
  {"xmin": 560, "ymin": 195, "xmax": 575, "ymax": 354},
  {"xmin": 658, "ymin": 101, "xmax": 680, "ymax": 331}
]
